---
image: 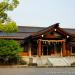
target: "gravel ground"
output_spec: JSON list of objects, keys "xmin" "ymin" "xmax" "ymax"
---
[{"xmin": 0, "ymin": 67, "xmax": 75, "ymax": 75}]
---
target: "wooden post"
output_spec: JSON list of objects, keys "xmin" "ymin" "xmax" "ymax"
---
[
  {"xmin": 60, "ymin": 42, "xmax": 62, "ymax": 56},
  {"xmin": 38, "ymin": 39, "xmax": 42, "ymax": 57},
  {"xmin": 29, "ymin": 43, "xmax": 31, "ymax": 57},
  {"xmin": 60, "ymin": 46, "xmax": 63, "ymax": 56},
  {"xmin": 62, "ymin": 42, "xmax": 66, "ymax": 56}
]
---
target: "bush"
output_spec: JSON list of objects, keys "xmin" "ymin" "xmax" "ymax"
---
[
  {"xmin": 0, "ymin": 39, "xmax": 23, "ymax": 65},
  {"xmin": 19, "ymin": 59, "xmax": 27, "ymax": 65}
]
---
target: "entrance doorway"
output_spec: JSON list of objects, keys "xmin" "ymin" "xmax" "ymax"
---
[
  {"xmin": 42, "ymin": 45, "xmax": 47, "ymax": 55},
  {"xmin": 42, "ymin": 42, "xmax": 62, "ymax": 56},
  {"xmin": 55, "ymin": 42, "xmax": 62, "ymax": 55}
]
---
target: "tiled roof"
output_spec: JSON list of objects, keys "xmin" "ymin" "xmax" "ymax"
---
[
  {"xmin": 18, "ymin": 26, "xmax": 44, "ymax": 32},
  {"xmin": 0, "ymin": 32, "xmax": 32, "ymax": 39},
  {"xmin": 0, "ymin": 24, "xmax": 75, "ymax": 39},
  {"xmin": 64, "ymin": 28, "xmax": 75, "ymax": 34},
  {"xmin": 18, "ymin": 26, "xmax": 75, "ymax": 35},
  {"xmin": 30, "ymin": 23, "xmax": 75, "ymax": 38}
]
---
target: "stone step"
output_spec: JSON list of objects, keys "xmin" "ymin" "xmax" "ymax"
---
[
  {"xmin": 37, "ymin": 58, "xmax": 42, "ymax": 66},
  {"xmin": 63, "ymin": 57, "xmax": 75, "ymax": 65},
  {"xmin": 48, "ymin": 57, "xmax": 70, "ymax": 66},
  {"xmin": 22, "ymin": 56, "xmax": 75, "ymax": 66}
]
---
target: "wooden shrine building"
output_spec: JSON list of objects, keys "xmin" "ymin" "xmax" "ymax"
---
[{"xmin": 0, "ymin": 23, "xmax": 75, "ymax": 57}]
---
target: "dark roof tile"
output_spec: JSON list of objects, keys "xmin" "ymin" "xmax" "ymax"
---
[
  {"xmin": 0, "ymin": 24, "xmax": 75, "ymax": 39},
  {"xmin": 18, "ymin": 26, "xmax": 45, "ymax": 32}
]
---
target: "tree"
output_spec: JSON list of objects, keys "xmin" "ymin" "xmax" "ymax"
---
[
  {"xmin": 0, "ymin": 0, "xmax": 23, "ymax": 65},
  {"xmin": 0, "ymin": 39, "xmax": 23, "ymax": 64},
  {"xmin": 0, "ymin": 0, "xmax": 19, "ymax": 32},
  {"xmin": 0, "ymin": 21, "xmax": 18, "ymax": 33}
]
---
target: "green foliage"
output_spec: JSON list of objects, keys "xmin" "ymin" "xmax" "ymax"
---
[
  {"xmin": 0, "ymin": 0, "xmax": 19, "ymax": 33},
  {"xmin": 0, "ymin": 22, "xmax": 18, "ymax": 33},
  {"xmin": 5, "ymin": 22, "xmax": 18, "ymax": 33},
  {"xmin": 0, "ymin": 39, "xmax": 22, "ymax": 56},
  {"xmin": 0, "ymin": 0, "xmax": 19, "ymax": 11},
  {"xmin": 0, "ymin": 0, "xmax": 19, "ymax": 22},
  {"xmin": 0, "ymin": 0, "xmax": 21, "ymax": 65},
  {"xmin": 0, "ymin": 39, "xmax": 23, "ymax": 64}
]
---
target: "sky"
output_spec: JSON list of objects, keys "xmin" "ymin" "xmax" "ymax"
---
[{"xmin": 7, "ymin": 0, "xmax": 75, "ymax": 28}]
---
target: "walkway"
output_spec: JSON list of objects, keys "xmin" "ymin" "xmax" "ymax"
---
[{"xmin": 0, "ymin": 67, "xmax": 75, "ymax": 75}]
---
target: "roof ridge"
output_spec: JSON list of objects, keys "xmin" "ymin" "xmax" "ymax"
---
[{"xmin": 31, "ymin": 23, "xmax": 59, "ymax": 36}]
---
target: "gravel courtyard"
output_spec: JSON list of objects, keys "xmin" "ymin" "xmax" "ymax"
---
[{"xmin": 0, "ymin": 67, "xmax": 75, "ymax": 75}]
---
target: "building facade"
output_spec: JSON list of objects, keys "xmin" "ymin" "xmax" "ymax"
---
[{"xmin": 0, "ymin": 23, "xmax": 75, "ymax": 57}]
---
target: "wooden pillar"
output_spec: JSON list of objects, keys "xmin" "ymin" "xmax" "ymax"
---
[
  {"xmin": 38, "ymin": 39, "xmax": 42, "ymax": 57},
  {"xmin": 60, "ymin": 46, "xmax": 63, "ymax": 56},
  {"xmin": 60, "ymin": 41, "xmax": 62, "ymax": 56},
  {"xmin": 62, "ymin": 42, "xmax": 66, "ymax": 56},
  {"xmin": 47, "ymin": 45, "xmax": 48, "ymax": 55},
  {"xmin": 66, "ymin": 44, "xmax": 71, "ymax": 56},
  {"xmin": 29, "ymin": 43, "xmax": 31, "ymax": 57}
]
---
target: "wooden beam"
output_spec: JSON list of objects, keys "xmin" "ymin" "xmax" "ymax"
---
[{"xmin": 42, "ymin": 40, "xmax": 65, "ymax": 42}]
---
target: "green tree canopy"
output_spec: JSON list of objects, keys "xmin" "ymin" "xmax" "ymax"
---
[
  {"xmin": 0, "ymin": 39, "xmax": 22, "ymax": 56},
  {"xmin": 0, "ymin": 0, "xmax": 19, "ymax": 33},
  {"xmin": 0, "ymin": 22, "xmax": 18, "ymax": 33},
  {"xmin": 0, "ymin": 39, "xmax": 23, "ymax": 64}
]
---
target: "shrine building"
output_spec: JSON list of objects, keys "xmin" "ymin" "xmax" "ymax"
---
[{"xmin": 0, "ymin": 23, "xmax": 75, "ymax": 57}]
